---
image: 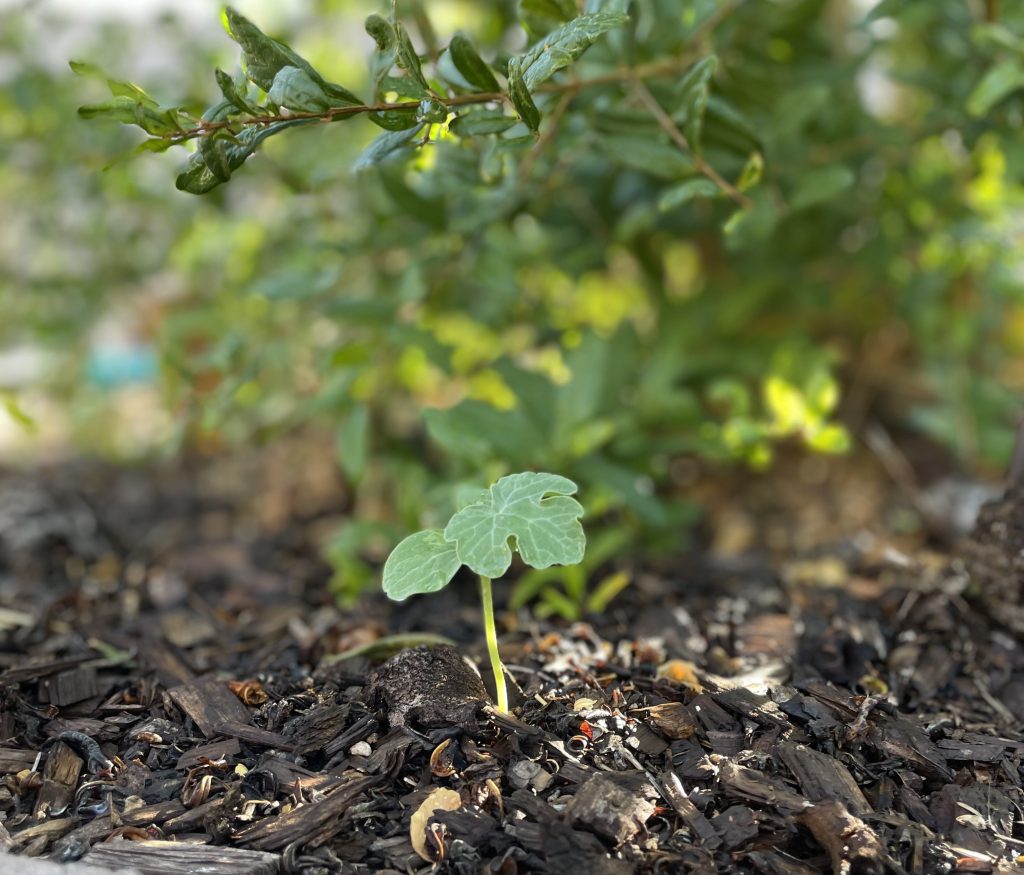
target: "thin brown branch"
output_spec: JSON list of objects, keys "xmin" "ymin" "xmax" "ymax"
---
[
  {"xmin": 164, "ymin": 1, "xmax": 750, "ymax": 149},
  {"xmin": 167, "ymin": 92, "xmax": 506, "ymax": 143},
  {"xmin": 164, "ymin": 53, "xmax": 718, "ymax": 146},
  {"xmin": 631, "ymin": 77, "xmax": 752, "ymax": 209}
]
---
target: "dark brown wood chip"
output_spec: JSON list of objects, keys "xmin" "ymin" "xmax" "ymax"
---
[
  {"xmin": 778, "ymin": 742, "xmax": 870, "ymax": 816},
  {"xmin": 167, "ymin": 677, "xmax": 250, "ymax": 738}
]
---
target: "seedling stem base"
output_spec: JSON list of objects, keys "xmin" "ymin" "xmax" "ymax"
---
[{"xmin": 479, "ymin": 576, "xmax": 508, "ymax": 713}]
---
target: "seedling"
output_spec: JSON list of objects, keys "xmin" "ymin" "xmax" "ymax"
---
[{"xmin": 382, "ymin": 472, "xmax": 585, "ymax": 713}]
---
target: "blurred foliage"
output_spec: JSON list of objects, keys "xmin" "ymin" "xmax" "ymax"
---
[{"xmin": 3, "ymin": 0, "xmax": 1024, "ymax": 605}]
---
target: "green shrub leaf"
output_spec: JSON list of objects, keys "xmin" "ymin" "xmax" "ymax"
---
[
  {"xmin": 223, "ymin": 7, "xmax": 361, "ymax": 105},
  {"xmin": 507, "ymin": 57, "xmax": 540, "ymax": 131},
  {"xmin": 269, "ymin": 66, "xmax": 352, "ymax": 113},
  {"xmin": 382, "ymin": 529, "xmax": 461, "ymax": 601},
  {"xmin": 395, "ymin": 21, "xmax": 429, "ymax": 93},
  {"xmin": 448, "ymin": 33, "xmax": 500, "ymax": 92},
  {"xmin": 519, "ymin": 12, "xmax": 628, "ymax": 90},
  {"xmin": 443, "ymin": 472, "xmax": 585, "ymax": 578},
  {"xmin": 967, "ymin": 60, "xmax": 1024, "ymax": 117},
  {"xmin": 355, "ymin": 125, "xmax": 424, "ymax": 170}
]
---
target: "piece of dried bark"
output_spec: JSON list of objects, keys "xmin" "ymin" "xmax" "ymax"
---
[
  {"xmin": 565, "ymin": 770, "xmax": 658, "ymax": 845},
  {"xmin": 800, "ymin": 800, "xmax": 904, "ymax": 875},
  {"xmin": 167, "ymin": 677, "xmax": 249, "ymax": 738}
]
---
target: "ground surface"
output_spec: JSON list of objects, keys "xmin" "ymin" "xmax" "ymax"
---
[{"xmin": 0, "ymin": 450, "xmax": 1022, "ymax": 874}]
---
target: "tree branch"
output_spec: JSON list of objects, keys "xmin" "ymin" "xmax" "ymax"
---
[
  {"xmin": 631, "ymin": 77, "xmax": 752, "ymax": 209},
  {"xmin": 160, "ymin": 53, "xmax": 722, "ymax": 146}
]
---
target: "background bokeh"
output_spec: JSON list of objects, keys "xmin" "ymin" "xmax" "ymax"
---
[{"xmin": 1, "ymin": 0, "xmax": 1022, "ymax": 606}]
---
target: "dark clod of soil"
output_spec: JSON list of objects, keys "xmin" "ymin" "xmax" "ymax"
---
[{"xmin": 364, "ymin": 645, "xmax": 488, "ymax": 729}]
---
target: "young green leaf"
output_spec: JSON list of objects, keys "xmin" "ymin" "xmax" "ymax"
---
[
  {"xmin": 443, "ymin": 472, "xmax": 585, "ymax": 578},
  {"xmin": 658, "ymin": 178, "xmax": 719, "ymax": 212},
  {"xmin": 448, "ymin": 34, "xmax": 500, "ymax": 93},
  {"xmin": 449, "ymin": 110, "xmax": 517, "ymax": 137},
  {"xmin": 223, "ymin": 7, "xmax": 362, "ymax": 105},
  {"xmin": 674, "ymin": 55, "xmax": 717, "ymax": 149},
  {"xmin": 354, "ymin": 125, "xmax": 424, "ymax": 171},
  {"xmin": 176, "ymin": 119, "xmax": 309, "ymax": 194},
  {"xmin": 382, "ymin": 529, "xmax": 461, "ymax": 600},
  {"xmin": 76, "ymin": 96, "xmax": 183, "ymax": 136},
  {"xmin": 394, "ymin": 21, "xmax": 430, "ymax": 93},
  {"xmin": 72, "ymin": 61, "xmax": 185, "ymax": 136},
  {"xmin": 215, "ymin": 68, "xmax": 257, "ymax": 114},
  {"xmin": 198, "ymin": 135, "xmax": 233, "ymax": 183},
  {"xmin": 507, "ymin": 57, "xmax": 541, "ymax": 132},
  {"xmin": 737, "ymin": 151, "xmax": 764, "ymax": 192},
  {"xmin": 518, "ymin": 12, "xmax": 628, "ymax": 90},
  {"xmin": 269, "ymin": 66, "xmax": 354, "ymax": 113},
  {"xmin": 364, "ymin": 15, "xmax": 395, "ymax": 95}
]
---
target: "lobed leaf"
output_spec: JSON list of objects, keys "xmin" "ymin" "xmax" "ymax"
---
[
  {"xmin": 382, "ymin": 529, "xmax": 461, "ymax": 601},
  {"xmin": 443, "ymin": 472, "xmax": 585, "ymax": 579}
]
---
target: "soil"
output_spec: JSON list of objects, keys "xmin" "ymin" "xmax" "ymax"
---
[{"xmin": 0, "ymin": 449, "xmax": 1022, "ymax": 874}]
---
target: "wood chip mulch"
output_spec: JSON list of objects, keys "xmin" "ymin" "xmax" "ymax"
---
[{"xmin": 0, "ymin": 464, "xmax": 1023, "ymax": 874}]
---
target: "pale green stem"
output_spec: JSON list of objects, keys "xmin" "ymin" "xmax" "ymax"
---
[{"xmin": 479, "ymin": 576, "xmax": 508, "ymax": 713}]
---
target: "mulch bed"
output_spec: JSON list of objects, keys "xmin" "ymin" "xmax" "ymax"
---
[{"xmin": 0, "ymin": 459, "xmax": 1022, "ymax": 874}]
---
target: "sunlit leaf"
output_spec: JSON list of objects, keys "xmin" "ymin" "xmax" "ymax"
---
[
  {"xmin": 518, "ymin": 12, "xmax": 629, "ymax": 89},
  {"xmin": 443, "ymin": 472, "xmax": 585, "ymax": 578},
  {"xmin": 223, "ymin": 7, "xmax": 361, "ymax": 105},
  {"xmin": 382, "ymin": 530, "xmax": 461, "ymax": 600}
]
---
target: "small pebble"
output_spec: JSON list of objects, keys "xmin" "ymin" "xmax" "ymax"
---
[
  {"xmin": 509, "ymin": 759, "xmax": 542, "ymax": 790},
  {"xmin": 349, "ymin": 741, "xmax": 372, "ymax": 757}
]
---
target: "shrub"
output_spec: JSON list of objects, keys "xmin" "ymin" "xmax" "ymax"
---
[{"xmin": 54, "ymin": 0, "xmax": 1024, "ymax": 598}]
